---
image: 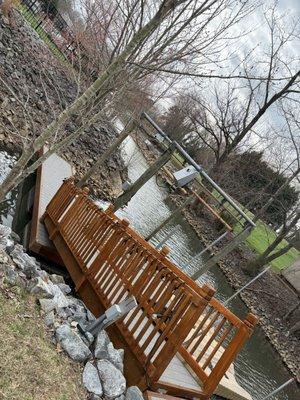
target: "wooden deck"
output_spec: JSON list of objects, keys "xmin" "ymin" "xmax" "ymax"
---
[
  {"xmin": 43, "ymin": 179, "xmax": 258, "ymax": 400},
  {"xmin": 29, "ymin": 150, "xmax": 73, "ymax": 264}
]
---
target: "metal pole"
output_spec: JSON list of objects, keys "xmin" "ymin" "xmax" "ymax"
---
[
  {"xmin": 155, "ymin": 227, "xmax": 178, "ymax": 249},
  {"xmin": 142, "ymin": 112, "xmax": 255, "ymax": 227},
  {"xmin": 260, "ymin": 378, "xmax": 294, "ymax": 400},
  {"xmin": 223, "ymin": 266, "xmax": 271, "ymax": 305},
  {"xmin": 193, "ymin": 231, "xmax": 229, "ymax": 260},
  {"xmin": 191, "ymin": 225, "xmax": 252, "ymax": 280}
]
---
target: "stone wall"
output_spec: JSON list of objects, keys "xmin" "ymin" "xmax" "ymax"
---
[{"xmin": 0, "ymin": 11, "xmax": 126, "ymax": 200}]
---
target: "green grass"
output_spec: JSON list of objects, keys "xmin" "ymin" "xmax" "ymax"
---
[
  {"xmin": 241, "ymin": 221, "xmax": 299, "ymax": 272},
  {"xmin": 0, "ymin": 284, "xmax": 86, "ymax": 400},
  {"xmin": 213, "ymin": 191, "xmax": 300, "ymax": 272},
  {"xmin": 18, "ymin": 5, "xmax": 69, "ymax": 64}
]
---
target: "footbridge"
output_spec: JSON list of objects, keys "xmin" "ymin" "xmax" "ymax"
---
[{"xmin": 42, "ymin": 178, "xmax": 257, "ymax": 400}]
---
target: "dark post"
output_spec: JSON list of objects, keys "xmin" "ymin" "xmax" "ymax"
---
[{"xmin": 114, "ymin": 144, "xmax": 175, "ymax": 210}]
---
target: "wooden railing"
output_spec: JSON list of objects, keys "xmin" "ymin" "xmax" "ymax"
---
[{"xmin": 44, "ymin": 179, "xmax": 257, "ymax": 399}]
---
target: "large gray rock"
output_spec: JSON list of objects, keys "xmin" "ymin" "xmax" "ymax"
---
[
  {"xmin": 57, "ymin": 283, "xmax": 72, "ymax": 295},
  {"xmin": 125, "ymin": 386, "xmax": 144, "ymax": 400},
  {"xmin": 39, "ymin": 298, "xmax": 55, "ymax": 313},
  {"xmin": 94, "ymin": 331, "xmax": 123, "ymax": 371},
  {"xmin": 97, "ymin": 359, "xmax": 126, "ymax": 399},
  {"xmin": 28, "ymin": 277, "xmax": 53, "ymax": 298},
  {"xmin": 10, "ymin": 244, "xmax": 40, "ymax": 277},
  {"xmin": 107, "ymin": 342, "xmax": 124, "ymax": 372},
  {"xmin": 94, "ymin": 330, "xmax": 110, "ymax": 359},
  {"xmin": 0, "ymin": 224, "xmax": 11, "ymax": 250},
  {"xmin": 51, "ymin": 285, "xmax": 71, "ymax": 309},
  {"xmin": 94, "ymin": 331, "xmax": 110, "ymax": 360},
  {"xmin": 82, "ymin": 361, "xmax": 103, "ymax": 396},
  {"xmin": 56, "ymin": 324, "xmax": 91, "ymax": 363},
  {"xmin": 71, "ymin": 304, "xmax": 87, "ymax": 323},
  {"xmin": 44, "ymin": 311, "xmax": 55, "ymax": 327},
  {"xmin": 50, "ymin": 274, "xmax": 65, "ymax": 285},
  {"xmin": 39, "ymin": 285, "xmax": 71, "ymax": 314},
  {"xmin": 4, "ymin": 265, "xmax": 19, "ymax": 286}
]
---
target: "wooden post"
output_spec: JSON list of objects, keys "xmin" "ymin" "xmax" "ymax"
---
[
  {"xmin": 114, "ymin": 145, "xmax": 175, "ymax": 210},
  {"xmin": 78, "ymin": 120, "xmax": 136, "ymax": 187},
  {"xmin": 191, "ymin": 226, "xmax": 253, "ymax": 280},
  {"xmin": 145, "ymin": 195, "xmax": 195, "ymax": 241}
]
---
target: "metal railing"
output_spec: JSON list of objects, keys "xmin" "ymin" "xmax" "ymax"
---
[
  {"xmin": 19, "ymin": 0, "xmax": 79, "ymax": 62},
  {"xmin": 141, "ymin": 112, "xmax": 256, "ymax": 228}
]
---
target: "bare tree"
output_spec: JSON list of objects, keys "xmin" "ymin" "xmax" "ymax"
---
[
  {"xmin": 0, "ymin": 0, "xmax": 259, "ymax": 203},
  {"xmin": 174, "ymin": 4, "xmax": 299, "ymax": 170}
]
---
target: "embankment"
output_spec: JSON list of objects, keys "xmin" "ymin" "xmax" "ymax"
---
[{"xmin": 0, "ymin": 12, "xmax": 126, "ymax": 200}]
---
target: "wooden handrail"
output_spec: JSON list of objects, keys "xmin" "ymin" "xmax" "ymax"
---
[{"xmin": 44, "ymin": 180, "xmax": 257, "ymax": 398}]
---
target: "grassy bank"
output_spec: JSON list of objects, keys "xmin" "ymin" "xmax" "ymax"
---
[
  {"xmin": 0, "ymin": 284, "xmax": 85, "ymax": 400},
  {"xmin": 18, "ymin": 5, "xmax": 69, "ymax": 64}
]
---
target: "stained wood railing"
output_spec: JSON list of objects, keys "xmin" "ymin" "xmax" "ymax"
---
[{"xmin": 43, "ymin": 179, "xmax": 257, "ymax": 399}]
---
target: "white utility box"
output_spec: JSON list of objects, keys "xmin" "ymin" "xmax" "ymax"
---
[{"xmin": 173, "ymin": 165, "xmax": 198, "ymax": 187}]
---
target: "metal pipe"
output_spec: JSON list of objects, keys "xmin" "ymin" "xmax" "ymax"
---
[
  {"xmin": 223, "ymin": 266, "xmax": 271, "ymax": 305},
  {"xmin": 260, "ymin": 378, "xmax": 294, "ymax": 400},
  {"xmin": 193, "ymin": 231, "xmax": 228, "ymax": 260},
  {"xmin": 142, "ymin": 112, "xmax": 255, "ymax": 227},
  {"xmin": 155, "ymin": 227, "xmax": 178, "ymax": 249}
]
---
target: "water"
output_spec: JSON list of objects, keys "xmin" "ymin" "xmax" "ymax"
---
[{"xmin": 117, "ymin": 136, "xmax": 299, "ymax": 400}]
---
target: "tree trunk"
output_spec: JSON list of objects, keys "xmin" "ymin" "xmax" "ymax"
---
[
  {"xmin": 78, "ymin": 120, "xmax": 136, "ymax": 187},
  {"xmin": 244, "ymin": 212, "xmax": 300, "ymax": 275}
]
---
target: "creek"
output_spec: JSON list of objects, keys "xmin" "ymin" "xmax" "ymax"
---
[{"xmin": 116, "ymin": 136, "xmax": 299, "ymax": 400}]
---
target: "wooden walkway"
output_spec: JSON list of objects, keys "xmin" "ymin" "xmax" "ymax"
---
[{"xmin": 43, "ymin": 179, "xmax": 258, "ymax": 400}]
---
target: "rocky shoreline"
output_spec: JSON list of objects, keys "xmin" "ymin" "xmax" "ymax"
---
[
  {"xmin": 0, "ymin": 223, "xmax": 144, "ymax": 400},
  {"xmin": 133, "ymin": 133, "xmax": 300, "ymax": 383},
  {"xmin": 0, "ymin": 12, "xmax": 126, "ymax": 201}
]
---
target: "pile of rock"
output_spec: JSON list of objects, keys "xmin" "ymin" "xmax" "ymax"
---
[
  {"xmin": 0, "ymin": 12, "xmax": 127, "ymax": 200},
  {"xmin": 0, "ymin": 224, "xmax": 143, "ymax": 400}
]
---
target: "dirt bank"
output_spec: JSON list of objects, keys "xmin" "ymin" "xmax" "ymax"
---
[
  {"xmin": 0, "ymin": 11, "xmax": 126, "ymax": 200},
  {"xmin": 133, "ymin": 132, "xmax": 300, "ymax": 383}
]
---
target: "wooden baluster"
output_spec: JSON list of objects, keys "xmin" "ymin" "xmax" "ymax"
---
[
  {"xmin": 196, "ymin": 316, "xmax": 227, "ymax": 363},
  {"xmin": 202, "ymin": 313, "xmax": 258, "ymax": 397},
  {"xmin": 190, "ymin": 311, "xmax": 220, "ymax": 355},
  {"xmin": 202, "ymin": 323, "xmax": 233, "ymax": 371}
]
